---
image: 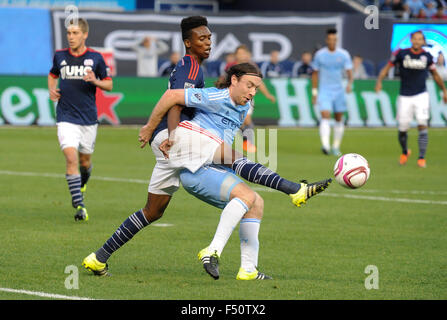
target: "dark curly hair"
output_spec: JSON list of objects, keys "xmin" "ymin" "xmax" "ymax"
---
[{"xmin": 181, "ymin": 16, "xmax": 208, "ymax": 41}]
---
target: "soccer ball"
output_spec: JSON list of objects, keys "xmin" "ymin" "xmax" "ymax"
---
[{"xmin": 333, "ymin": 153, "xmax": 370, "ymax": 189}]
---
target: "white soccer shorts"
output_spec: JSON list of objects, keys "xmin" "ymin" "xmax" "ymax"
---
[
  {"xmin": 396, "ymin": 91, "xmax": 430, "ymax": 131},
  {"xmin": 57, "ymin": 121, "xmax": 98, "ymax": 154},
  {"xmin": 148, "ymin": 122, "xmax": 223, "ymax": 195}
]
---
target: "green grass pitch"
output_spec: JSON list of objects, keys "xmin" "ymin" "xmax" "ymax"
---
[{"xmin": 0, "ymin": 126, "xmax": 446, "ymax": 300}]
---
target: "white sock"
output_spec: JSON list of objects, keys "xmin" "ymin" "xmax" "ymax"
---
[
  {"xmin": 239, "ymin": 218, "xmax": 261, "ymax": 273},
  {"xmin": 209, "ymin": 198, "xmax": 249, "ymax": 256},
  {"xmin": 319, "ymin": 118, "xmax": 331, "ymax": 151},
  {"xmin": 333, "ymin": 120, "xmax": 345, "ymax": 150}
]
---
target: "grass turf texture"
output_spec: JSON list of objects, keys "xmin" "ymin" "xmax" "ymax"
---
[{"xmin": 0, "ymin": 126, "xmax": 446, "ymax": 300}]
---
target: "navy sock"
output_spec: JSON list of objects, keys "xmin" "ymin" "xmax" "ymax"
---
[
  {"xmin": 95, "ymin": 209, "xmax": 150, "ymax": 263},
  {"xmin": 232, "ymin": 158, "xmax": 300, "ymax": 195},
  {"xmin": 398, "ymin": 131, "xmax": 408, "ymax": 155},
  {"xmin": 66, "ymin": 174, "xmax": 84, "ymax": 208},
  {"xmin": 80, "ymin": 165, "xmax": 92, "ymax": 188},
  {"xmin": 418, "ymin": 129, "xmax": 428, "ymax": 159}
]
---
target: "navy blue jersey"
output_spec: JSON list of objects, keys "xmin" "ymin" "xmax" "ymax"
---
[
  {"xmin": 150, "ymin": 55, "xmax": 204, "ymax": 144},
  {"xmin": 260, "ymin": 61, "xmax": 282, "ymax": 78},
  {"xmin": 389, "ymin": 48, "xmax": 435, "ymax": 96},
  {"xmin": 49, "ymin": 48, "xmax": 111, "ymax": 125}
]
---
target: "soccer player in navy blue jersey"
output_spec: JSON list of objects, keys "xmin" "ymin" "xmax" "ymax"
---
[
  {"xmin": 82, "ymin": 16, "xmax": 212, "ymax": 275},
  {"xmin": 376, "ymin": 30, "xmax": 447, "ymax": 168},
  {"xmin": 83, "ymin": 17, "xmax": 330, "ymax": 279},
  {"xmin": 48, "ymin": 18, "xmax": 112, "ymax": 221}
]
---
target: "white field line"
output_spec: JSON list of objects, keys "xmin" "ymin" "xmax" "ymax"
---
[
  {"xmin": 2, "ymin": 170, "xmax": 447, "ymax": 206},
  {"xmin": 0, "ymin": 287, "xmax": 95, "ymax": 300}
]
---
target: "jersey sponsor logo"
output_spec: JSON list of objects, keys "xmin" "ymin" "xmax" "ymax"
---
[
  {"xmin": 194, "ymin": 93, "xmax": 202, "ymax": 101},
  {"xmin": 221, "ymin": 117, "xmax": 239, "ymax": 129},
  {"xmin": 60, "ymin": 65, "xmax": 93, "ymax": 80},
  {"xmin": 60, "ymin": 60, "xmax": 67, "ymax": 66},
  {"xmin": 84, "ymin": 59, "xmax": 94, "ymax": 66},
  {"xmin": 403, "ymin": 55, "xmax": 427, "ymax": 70}
]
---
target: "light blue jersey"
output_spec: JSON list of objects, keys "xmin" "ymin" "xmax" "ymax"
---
[
  {"xmin": 312, "ymin": 47, "xmax": 352, "ymax": 92},
  {"xmin": 184, "ymin": 87, "xmax": 250, "ymax": 145},
  {"xmin": 313, "ymin": 47, "xmax": 352, "ymax": 113}
]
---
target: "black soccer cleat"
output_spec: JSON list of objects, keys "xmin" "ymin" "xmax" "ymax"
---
[
  {"xmin": 198, "ymin": 247, "xmax": 220, "ymax": 280},
  {"xmin": 74, "ymin": 206, "xmax": 89, "ymax": 221}
]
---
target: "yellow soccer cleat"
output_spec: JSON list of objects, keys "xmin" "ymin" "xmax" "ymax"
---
[
  {"xmin": 198, "ymin": 247, "xmax": 220, "ymax": 280},
  {"xmin": 82, "ymin": 253, "xmax": 109, "ymax": 276},
  {"xmin": 80, "ymin": 184, "xmax": 87, "ymax": 194},
  {"xmin": 290, "ymin": 178, "xmax": 332, "ymax": 207},
  {"xmin": 236, "ymin": 267, "xmax": 272, "ymax": 280},
  {"xmin": 74, "ymin": 206, "xmax": 88, "ymax": 221}
]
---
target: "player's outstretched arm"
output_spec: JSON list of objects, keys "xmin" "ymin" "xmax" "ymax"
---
[
  {"xmin": 139, "ymin": 89, "xmax": 185, "ymax": 148},
  {"xmin": 311, "ymin": 70, "xmax": 319, "ymax": 105},
  {"xmin": 346, "ymin": 69, "xmax": 353, "ymax": 93},
  {"xmin": 258, "ymin": 81, "xmax": 276, "ymax": 103},
  {"xmin": 375, "ymin": 63, "xmax": 392, "ymax": 92},
  {"xmin": 48, "ymin": 75, "xmax": 61, "ymax": 101},
  {"xmin": 158, "ymin": 105, "xmax": 184, "ymax": 158},
  {"xmin": 430, "ymin": 69, "xmax": 447, "ymax": 103}
]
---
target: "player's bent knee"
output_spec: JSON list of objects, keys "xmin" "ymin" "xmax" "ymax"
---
[
  {"xmin": 230, "ymin": 183, "xmax": 256, "ymax": 209},
  {"xmin": 142, "ymin": 205, "xmax": 164, "ymax": 222},
  {"xmin": 142, "ymin": 193, "xmax": 171, "ymax": 223},
  {"xmin": 243, "ymin": 193, "xmax": 264, "ymax": 220}
]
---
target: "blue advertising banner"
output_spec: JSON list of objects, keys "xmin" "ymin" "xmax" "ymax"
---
[{"xmin": 0, "ymin": 7, "xmax": 52, "ymax": 75}]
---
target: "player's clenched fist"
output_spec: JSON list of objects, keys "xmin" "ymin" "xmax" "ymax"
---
[{"xmin": 83, "ymin": 69, "xmax": 97, "ymax": 83}]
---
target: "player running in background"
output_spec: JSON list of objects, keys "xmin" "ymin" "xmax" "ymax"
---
[
  {"xmin": 375, "ymin": 30, "xmax": 447, "ymax": 168},
  {"xmin": 312, "ymin": 28, "xmax": 353, "ymax": 157},
  {"xmin": 48, "ymin": 18, "xmax": 113, "ymax": 221}
]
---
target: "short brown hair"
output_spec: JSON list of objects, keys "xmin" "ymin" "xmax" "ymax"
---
[{"xmin": 68, "ymin": 18, "xmax": 89, "ymax": 33}]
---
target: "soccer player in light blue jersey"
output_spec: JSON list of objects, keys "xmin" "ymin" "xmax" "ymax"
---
[
  {"xmin": 137, "ymin": 63, "xmax": 331, "ymax": 280},
  {"xmin": 312, "ymin": 28, "xmax": 353, "ymax": 156}
]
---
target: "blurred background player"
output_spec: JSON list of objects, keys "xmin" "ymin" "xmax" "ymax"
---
[
  {"xmin": 48, "ymin": 18, "xmax": 113, "ymax": 221},
  {"xmin": 312, "ymin": 28, "xmax": 353, "ymax": 157},
  {"xmin": 158, "ymin": 51, "xmax": 181, "ymax": 77},
  {"xmin": 375, "ymin": 30, "xmax": 447, "ymax": 168},
  {"xmin": 352, "ymin": 54, "xmax": 368, "ymax": 80},
  {"xmin": 260, "ymin": 50, "xmax": 283, "ymax": 78},
  {"xmin": 133, "ymin": 36, "xmax": 169, "ymax": 77},
  {"xmin": 291, "ymin": 51, "xmax": 314, "ymax": 78},
  {"xmin": 221, "ymin": 44, "xmax": 276, "ymax": 152}
]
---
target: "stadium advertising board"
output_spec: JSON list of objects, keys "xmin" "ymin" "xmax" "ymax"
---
[
  {"xmin": 391, "ymin": 23, "xmax": 447, "ymax": 62},
  {"xmin": 51, "ymin": 11, "xmax": 343, "ymax": 76},
  {"xmin": 1, "ymin": 77, "xmax": 446, "ymax": 127}
]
